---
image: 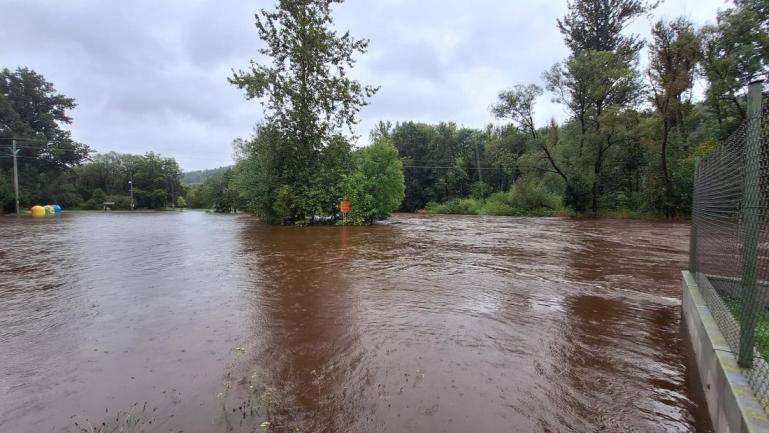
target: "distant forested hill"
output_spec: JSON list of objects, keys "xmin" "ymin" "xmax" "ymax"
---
[{"xmin": 182, "ymin": 166, "xmax": 231, "ymax": 185}]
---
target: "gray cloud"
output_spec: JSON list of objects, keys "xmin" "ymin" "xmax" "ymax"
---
[{"xmin": 1, "ymin": 0, "xmax": 726, "ymax": 170}]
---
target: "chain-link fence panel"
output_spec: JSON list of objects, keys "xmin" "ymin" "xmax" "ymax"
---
[{"xmin": 690, "ymin": 80, "xmax": 769, "ymax": 411}]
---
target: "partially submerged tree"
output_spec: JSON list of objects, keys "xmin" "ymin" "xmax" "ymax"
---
[
  {"xmin": 230, "ymin": 0, "xmax": 379, "ymax": 224},
  {"xmin": 341, "ymin": 138, "xmax": 405, "ymax": 224}
]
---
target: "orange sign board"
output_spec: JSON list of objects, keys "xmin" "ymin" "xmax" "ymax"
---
[{"xmin": 340, "ymin": 199, "xmax": 351, "ymax": 213}]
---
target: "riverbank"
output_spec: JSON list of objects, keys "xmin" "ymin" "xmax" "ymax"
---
[{"xmin": 422, "ymin": 197, "xmax": 682, "ymax": 220}]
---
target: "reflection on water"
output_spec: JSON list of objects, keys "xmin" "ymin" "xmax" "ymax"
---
[{"xmin": 0, "ymin": 212, "xmax": 711, "ymax": 432}]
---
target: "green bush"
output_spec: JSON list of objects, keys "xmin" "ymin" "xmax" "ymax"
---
[
  {"xmin": 425, "ymin": 198, "xmax": 482, "ymax": 215},
  {"xmin": 486, "ymin": 191, "xmax": 513, "ymax": 207},
  {"xmin": 480, "ymin": 200, "xmax": 516, "ymax": 216},
  {"xmin": 340, "ymin": 138, "xmax": 405, "ymax": 224},
  {"xmin": 510, "ymin": 179, "xmax": 561, "ymax": 210},
  {"xmin": 457, "ymin": 198, "xmax": 482, "ymax": 214},
  {"xmin": 469, "ymin": 181, "xmax": 491, "ymax": 200}
]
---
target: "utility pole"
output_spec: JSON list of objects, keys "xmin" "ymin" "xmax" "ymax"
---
[
  {"xmin": 474, "ymin": 139, "xmax": 483, "ymax": 184},
  {"xmin": 129, "ymin": 179, "xmax": 134, "ymax": 210},
  {"xmin": 12, "ymin": 139, "xmax": 19, "ymax": 217}
]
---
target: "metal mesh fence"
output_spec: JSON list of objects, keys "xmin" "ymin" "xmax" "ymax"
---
[{"xmin": 690, "ymin": 80, "xmax": 769, "ymax": 410}]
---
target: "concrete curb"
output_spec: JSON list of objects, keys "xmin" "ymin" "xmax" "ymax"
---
[{"xmin": 682, "ymin": 270, "xmax": 769, "ymax": 433}]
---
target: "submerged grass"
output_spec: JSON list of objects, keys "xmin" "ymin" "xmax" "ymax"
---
[{"xmin": 73, "ymin": 402, "xmax": 165, "ymax": 433}]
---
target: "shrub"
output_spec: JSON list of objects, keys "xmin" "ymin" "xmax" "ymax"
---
[
  {"xmin": 469, "ymin": 181, "xmax": 491, "ymax": 200},
  {"xmin": 486, "ymin": 191, "xmax": 513, "ymax": 207},
  {"xmin": 510, "ymin": 179, "xmax": 561, "ymax": 210},
  {"xmin": 424, "ymin": 198, "xmax": 481, "ymax": 215},
  {"xmin": 457, "ymin": 198, "xmax": 482, "ymax": 214},
  {"xmin": 480, "ymin": 200, "xmax": 516, "ymax": 216},
  {"xmin": 340, "ymin": 138, "xmax": 405, "ymax": 224}
]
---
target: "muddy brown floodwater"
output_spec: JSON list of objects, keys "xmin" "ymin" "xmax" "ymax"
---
[{"xmin": 0, "ymin": 212, "xmax": 712, "ymax": 433}]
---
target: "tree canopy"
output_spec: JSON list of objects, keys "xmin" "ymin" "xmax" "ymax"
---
[{"xmin": 229, "ymin": 0, "xmax": 385, "ymax": 224}]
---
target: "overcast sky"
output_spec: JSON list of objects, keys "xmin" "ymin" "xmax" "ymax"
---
[{"xmin": 2, "ymin": 0, "xmax": 728, "ymax": 171}]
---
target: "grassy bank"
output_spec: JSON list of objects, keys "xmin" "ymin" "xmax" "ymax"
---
[
  {"xmin": 423, "ymin": 197, "xmax": 570, "ymax": 217},
  {"xmin": 421, "ymin": 181, "xmax": 679, "ymax": 220},
  {"xmin": 423, "ymin": 181, "xmax": 570, "ymax": 217}
]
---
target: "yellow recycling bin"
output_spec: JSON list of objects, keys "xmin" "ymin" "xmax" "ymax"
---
[{"xmin": 31, "ymin": 205, "xmax": 45, "ymax": 217}]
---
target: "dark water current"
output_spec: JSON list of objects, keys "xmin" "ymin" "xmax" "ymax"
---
[{"xmin": 0, "ymin": 211, "xmax": 712, "ymax": 432}]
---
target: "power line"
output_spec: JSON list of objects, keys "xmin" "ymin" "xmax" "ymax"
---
[{"xmin": 402, "ymin": 164, "xmax": 547, "ymax": 171}]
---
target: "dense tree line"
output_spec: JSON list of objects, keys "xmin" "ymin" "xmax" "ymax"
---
[
  {"xmin": 3, "ymin": 0, "xmax": 765, "ymax": 220},
  {"xmin": 182, "ymin": 166, "xmax": 231, "ymax": 185},
  {"xmin": 398, "ymin": 0, "xmax": 767, "ymax": 217},
  {"xmin": 0, "ymin": 68, "xmax": 90, "ymax": 212},
  {"xmin": 0, "ymin": 68, "xmax": 184, "ymax": 212},
  {"xmin": 73, "ymin": 151, "xmax": 184, "ymax": 209}
]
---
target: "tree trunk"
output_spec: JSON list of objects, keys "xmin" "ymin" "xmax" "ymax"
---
[
  {"xmin": 661, "ymin": 121, "xmax": 674, "ymax": 218},
  {"xmin": 592, "ymin": 149, "xmax": 602, "ymax": 216}
]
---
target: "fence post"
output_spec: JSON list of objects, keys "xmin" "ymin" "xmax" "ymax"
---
[
  {"xmin": 738, "ymin": 79, "xmax": 764, "ymax": 368},
  {"xmin": 689, "ymin": 156, "xmax": 701, "ymax": 274}
]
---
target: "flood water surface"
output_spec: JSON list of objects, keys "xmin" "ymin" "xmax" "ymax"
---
[{"xmin": 0, "ymin": 212, "xmax": 711, "ymax": 432}]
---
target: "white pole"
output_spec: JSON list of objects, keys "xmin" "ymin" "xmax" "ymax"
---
[{"xmin": 12, "ymin": 139, "xmax": 19, "ymax": 217}]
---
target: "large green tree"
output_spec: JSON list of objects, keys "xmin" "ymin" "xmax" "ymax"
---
[
  {"xmin": 0, "ymin": 67, "xmax": 90, "ymax": 211},
  {"xmin": 542, "ymin": 0, "xmax": 650, "ymax": 214},
  {"xmin": 700, "ymin": 0, "xmax": 768, "ymax": 133},
  {"xmin": 647, "ymin": 18, "xmax": 700, "ymax": 216},
  {"xmin": 230, "ymin": 0, "xmax": 378, "ymax": 224}
]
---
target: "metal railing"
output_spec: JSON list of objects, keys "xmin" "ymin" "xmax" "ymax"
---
[{"xmin": 690, "ymin": 79, "xmax": 769, "ymax": 409}]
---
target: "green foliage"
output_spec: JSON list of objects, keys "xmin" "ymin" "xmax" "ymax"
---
[
  {"xmin": 392, "ymin": 121, "xmax": 503, "ymax": 211},
  {"xmin": 509, "ymin": 178, "xmax": 561, "ymax": 210},
  {"xmin": 340, "ymin": 138, "xmax": 405, "ymax": 224},
  {"xmin": 469, "ymin": 181, "xmax": 491, "ymax": 200},
  {"xmin": 479, "ymin": 200, "xmax": 515, "ymax": 216},
  {"xmin": 425, "ymin": 190, "xmax": 565, "ymax": 217},
  {"xmin": 72, "ymin": 151, "xmax": 182, "ymax": 210},
  {"xmin": 564, "ymin": 177, "xmax": 591, "ymax": 214},
  {"xmin": 0, "ymin": 67, "xmax": 91, "ymax": 211},
  {"xmin": 182, "ymin": 166, "xmax": 230, "ymax": 185},
  {"xmin": 557, "ymin": 0, "xmax": 655, "ymax": 54},
  {"xmin": 85, "ymin": 188, "xmax": 106, "ymax": 210},
  {"xmin": 701, "ymin": 0, "xmax": 768, "ymax": 130},
  {"xmin": 229, "ymin": 0, "xmax": 378, "ymax": 224},
  {"xmin": 186, "ymin": 168, "xmax": 239, "ymax": 212},
  {"xmin": 425, "ymin": 198, "xmax": 480, "ymax": 215},
  {"xmin": 648, "ymin": 18, "xmax": 701, "ymax": 217},
  {"xmin": 133, "ymin": 188, "xmax": 168, "ymax": 209}
]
